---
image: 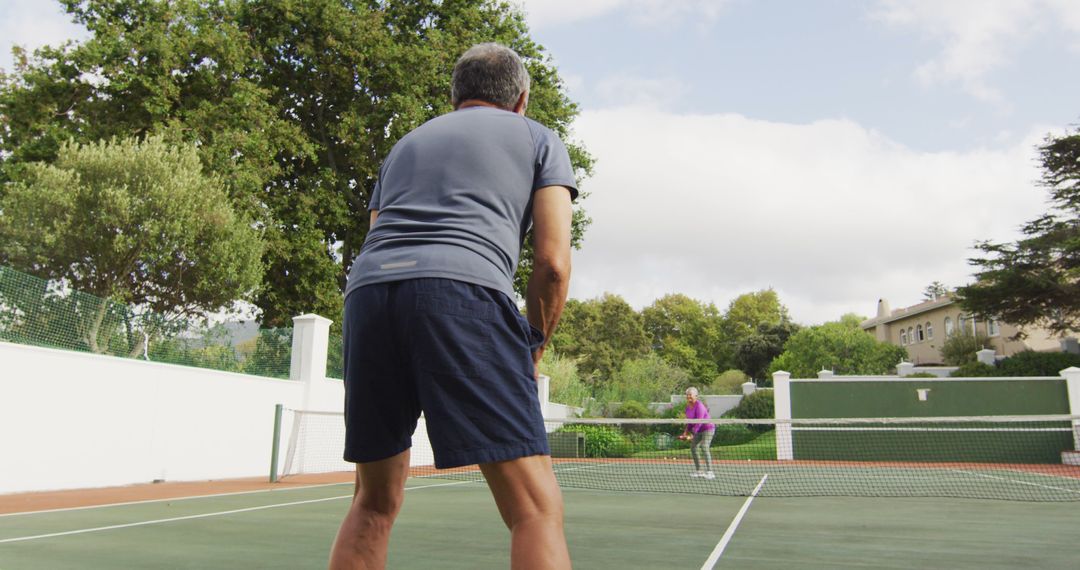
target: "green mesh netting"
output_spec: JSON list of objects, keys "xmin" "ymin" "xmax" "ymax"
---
[
  {"xmin": 0, "ymin": 265, "xmax": 292, "ymax": 378},
  {"xmin": 326, "ymin": 334, "xmax": 344, "ymax": 379}
]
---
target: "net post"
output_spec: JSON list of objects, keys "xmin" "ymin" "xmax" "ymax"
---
[
  {"xmin": 270, "ymin": 404, "xmax": 283, "ymax": 483},
  {"xmin": 773, "ymin": 371, "xmax": 793, "ymax": 460}
]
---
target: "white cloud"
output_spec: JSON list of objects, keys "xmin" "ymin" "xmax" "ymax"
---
[
  {"xmin": 872, "ymin": 0, "xmax": 1080, "ymax": 104},
  {"xmin": 591, "ymin": 73, "xmax": 686, "ymax": 108},
  {"xmin": 516, "ymin": 0, "xmax": 729, "ymax": 29},
  {"xmin": 567, "ymin": 107, "xmax": 1053, "ymax": 324},
  {"xmin": 0, "ymin": 0, "xmax": 87, "ymax": 73}
]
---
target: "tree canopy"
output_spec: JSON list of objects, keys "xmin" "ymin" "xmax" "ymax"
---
[
  {"xmin": 549, "ymin": 294, "xmax": 651, "ymax": 387},
  {"xmin": 641, "ymin": 293, "xmax": 724, "ymax": 385},
  {"xmin": 0, "ymin": 0, "xmax": 592, "ymax": 326},
  {"xmin": 0, "ymin": 136, "xmax": 263, "ymax": 352},
  {"xmin": 768, "ymin": 320, "xmax": 907, "ymax": 378},
  {"xmin": 958, "ymin": 128, "xmax": 1080, "ymax": 337}
]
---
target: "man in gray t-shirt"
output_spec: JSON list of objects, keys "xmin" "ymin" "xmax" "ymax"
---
[
  {"xmin": 330, "ymin": 44, "xmax": 576, "ymax": 569},
  {"xmin": 345, "ymin": 103, "xmax": 577, "ymax": 300}
]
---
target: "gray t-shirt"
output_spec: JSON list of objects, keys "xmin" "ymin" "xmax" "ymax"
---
[{"xmin": 345, "ymin": 106, "xmax": 578, "ymax": 300}]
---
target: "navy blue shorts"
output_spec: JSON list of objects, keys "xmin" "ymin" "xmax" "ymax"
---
[{"xmin": 342, "ymin": 278, "xmax": 550, "ymax": 468}]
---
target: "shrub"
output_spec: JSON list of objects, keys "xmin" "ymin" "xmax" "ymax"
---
[
  {"xmin": 725, "ymin": 389, "xmax": 774, "ymax": 432},
  {"xmin": 710, "ymin": 424, "xmax": 758, "ymax": 446},
  {"xmin": 903, "ymin": 372, "xmax": 939, "ymax": 378},
  {"xmin": 996, "ymin": 350, "xmax": 1080, "ymax": 377},
  {"xmin": 612, "ymin": 400, "xmax": 653, "ymax": 435},
  {"xmin": 613, "ymin": 400, "xmax": 654, "ymax": 419},
  {"xmin": 709, "ymin": 369, "xmax": 749, "ymax": 394},
  {"xmin": 950, "ymin": 361, "xmax": 998, "ymax": 377},
  {"xmin": 608, "ymin": 354, "xmax": 691, "ymax": 403},
  {"xmin": 539, "ymin": 352, "xmax": 591, "ymax": 407},
  {"xmin": 652, "ymin": 405, "xmax": 685, "ymax": 436},
  {"xmin": 559, "ymin": 424, "xmax": 627, "ymax": 458},
  {"xmin": 940, "ymin": 332, "xmax": 993, "ymax": 365}
]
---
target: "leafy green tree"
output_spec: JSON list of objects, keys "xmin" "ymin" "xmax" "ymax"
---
[
  {"xmin": 602, "ymin": 353, "xmax": 691, "ymax": 404},
  {"xmin": 723, "ymin": 289, "xmax": 791, "ymax": 341},
  {"xmin": 958, "ymin": 129, "xmax": 1080, "ymax": 336},
  {"xmin": 641, "ymin": 294, "xmax": 724, "ymax": 384},
  {"xmin": 923, "ymin": 281, "xmax": 949, "ymax": 301},
  {"xmin": 708, "ymin": 369, "xmax": 750, "ymax": 395},
  {"xmin": 0, "ymin": 137, "xmax": 263, "ymax": 354},
  {"xmin": 537, "ymin": 351, "xmax": 590, "ymax": 407},
  {"xmin": 768, "ymin": 321, "xmax": 907, "ymax": 378},
  {"xmin": 733, "ymin": 320, "xmax": 801, "ymax": 381},
  {"xmin": 245, "ymin": 327, "xmax": 294, "ymax": 378},
  {"xmin": 835, "ymin": 312, "xmax": 867, "ymax": 328},
  {"xmin": 939, "ymin": 330, "xmax": 993, "ymax": 365},
  {"xmin": 549, "ymin": 294, "xmax": 650, "ymax": 388},
  {"xmin": 1, "ymin": 0, "xmax": 592, "ymax": 326}
]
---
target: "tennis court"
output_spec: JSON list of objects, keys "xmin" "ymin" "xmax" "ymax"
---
[{"xmin": 2, "ymin": 460, "xmax": 1078, "ymax": 569}]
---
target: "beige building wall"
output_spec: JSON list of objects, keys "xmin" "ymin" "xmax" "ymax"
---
[{"xmin": 861, "ymin": 297, "xmax": 1066, "ymax": 365}]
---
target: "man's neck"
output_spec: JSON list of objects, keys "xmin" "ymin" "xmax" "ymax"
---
[{"xmin": 456, "ymin": 99, "xmax": 503, "ymax": 110}]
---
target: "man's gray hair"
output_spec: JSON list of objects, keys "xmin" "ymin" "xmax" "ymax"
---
[
  {"xmin": 685, "ymin": 387, "xmax": 699, "ymax": 397},
  {"xmin": 451, "ymin": 43, "xmax": 530, "ymax": 110}
]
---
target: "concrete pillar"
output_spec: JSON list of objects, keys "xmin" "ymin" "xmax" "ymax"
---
[
  {"xmin": 773, "ymin": 370, "xmax": 792, "ymax": 461},
  {"xmin": 537, "ymin": 374, "xmax": 551, "ymax": 417},
  {"xmin": 976, "ymin": 349, "xmax": 996, "ymax": 366},
  {"xmin": 741, "ymin": 381, "xmax": 757, "ymax": 395},
  {"xmin": 817, "ymin": 369, "xmax": 834, "ymax": 379},
  {"xmin": 897, "ymin": 361, "xmax": 914, "ymax": 377},
  {"xmin": 290, "ymin": 314, "xmax": 332, "ymax": 410},
  {"xmin": 1061, "ymin": 367, "xmax": 1080, "ymax": 450}
]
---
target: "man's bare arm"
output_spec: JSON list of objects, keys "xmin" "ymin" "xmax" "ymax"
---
[{"xmin": 526, "ymin": 185, "xmax": 573, "ymax": 368}]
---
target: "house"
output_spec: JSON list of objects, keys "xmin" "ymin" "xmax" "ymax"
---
[{"xmin": 859, "ymin": 296, "xmax": 1069, "ymax": 365}]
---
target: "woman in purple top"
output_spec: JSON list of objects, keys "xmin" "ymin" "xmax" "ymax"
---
[{"xmin": 680, "ymin": 387, "xmax": 716, "ymax": 479}]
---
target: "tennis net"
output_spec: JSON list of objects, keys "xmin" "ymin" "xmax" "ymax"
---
[{"xmin": 275, "ymin": 410, "xmax": 1080, "ymax": 502}]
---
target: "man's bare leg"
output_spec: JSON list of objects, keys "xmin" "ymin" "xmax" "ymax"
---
[
  {"xmin": 329, "ymin": 450, "xmax": 410, "ymax": 570},
  {"xmin": 480, "ymin": 455, "xmax": 571, "ymax": 570}
]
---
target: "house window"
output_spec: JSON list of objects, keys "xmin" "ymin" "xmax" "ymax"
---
[
  {"xmin": 916, "ymin": 324, "xmax": 924, "ymax": 342},
  {"xmin": 944, "ymin": 317, "xmax": 953, "ymax": 336},
  {"xmin": 900, "ymin": 329, "xmax": 908, "ymax": 345},
  {"xmin": 926, "ymin": 321, "xmax": 933, "ymax": 340},
  {"xmin": 988, "ymin": 319, "xmax": 1000, "ymax": 337},
  {"xmin": 908, "ymin": 326, "xmax": 915, "ymax": 343}
]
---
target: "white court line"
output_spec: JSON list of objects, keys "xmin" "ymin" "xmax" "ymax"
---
[
  {"xmin": 948, "ymin": 469, "xmax": 1080, "ymax": 495},
  {"xmin": 0, "ymin": 479, "xmax": 476, "ymax": 544},
  {"xmin": 700, "ymin": 474, "xmax": 768, "ymax": 570},
  {"xmin": 0, "ymin": 481, "xmax": 354, "ymax": 519}
]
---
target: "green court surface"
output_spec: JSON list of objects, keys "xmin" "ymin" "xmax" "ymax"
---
[{"xmin": 1, "ymin": 474, "xmax": 1077, "ymax": 569}]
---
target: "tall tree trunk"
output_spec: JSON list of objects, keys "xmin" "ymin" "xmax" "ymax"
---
[{"xmin": 84, "ymin": 298, "xmax": 110, "ymax": 354}]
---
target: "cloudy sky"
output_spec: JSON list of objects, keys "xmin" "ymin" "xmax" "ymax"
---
[{"xmin": 3, "ymin": 0, "xmax": 1079, "ymax": 325}]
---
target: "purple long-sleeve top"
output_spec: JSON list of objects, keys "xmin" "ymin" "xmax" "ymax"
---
[{"xmin": 685, "ymin": 400, "xmax": 715, "ymax": 433}]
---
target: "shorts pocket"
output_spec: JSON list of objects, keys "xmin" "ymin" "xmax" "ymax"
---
[{"xmin": 412, "ymin": 294, "xmax": 495, "ymax": 378}]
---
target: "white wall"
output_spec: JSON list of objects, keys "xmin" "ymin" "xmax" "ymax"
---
[
  {"xmin": 0, "ymin": 341, "xmax": 311, "ymax": 493},
  {"xmin": 0, "ymin": 314, "xmax": 349, "ymax": 494},
  {"xmin": 663, "ymin": 394, "xmax": 745, "ymax": 417},
  {"xmin": 1, "ymin": 311, "xmax": 556, "ymax": 493}
]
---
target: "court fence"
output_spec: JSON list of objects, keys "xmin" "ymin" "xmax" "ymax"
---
[
  {"xmin": 772, "ymin": 368, "xmax": 1080, "ymax": 464},
  {"xmin": 0, "ymin": 265, "xmax": 296, "ymax": 378}
]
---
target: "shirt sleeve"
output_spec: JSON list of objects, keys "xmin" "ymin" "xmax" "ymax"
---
[
  {"xmin": 530, "ymin": 123, "xmax": 579, "ymax": 200},
  {"xmin": 369, "ymin": 177, "xmax": 382, "ymax": 211}
]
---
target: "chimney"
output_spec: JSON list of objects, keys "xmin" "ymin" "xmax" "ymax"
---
[{"xmin": 877, "ymin": 299, "xmax": 891, "ymax": 319}]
